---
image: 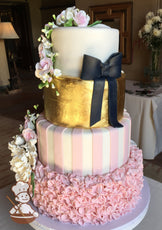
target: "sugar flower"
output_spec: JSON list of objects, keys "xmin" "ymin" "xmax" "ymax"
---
[
  {"xmin": 56, "ymin": 10, "xmax": 66, "ymax": 25},
  {"xmin": 8, "ymin": 110, "xmax": 38, "ymax": 183},
  {"xmin": 35, "ymin": 57, "xmax": 54, "ymax": 86},
  {"xmin": 73, "ymin": 10, "xmax": 90, "ymax": 27},
  {"xmin": 15, "ymin": 135, "xmax": 25, "ymax": 146},
  {"xmin": 54, "ymin": 68, "xmax": 62, "ymax": 77},
  {"xmin": 56, "ymin": 6, "xmax": 90, "ymax": 27},
  {"xmin": 9, "ymin": 138, "xmax": 37, "ymax": 182},
  {"xmin": 65, "ymin": 6, "xmax": 77, "ymax": 20},
  {"xmin": 41, "ymin": 35, "xmax": 53, "ymax": 49},
  {"xmin": 24, "ymin": 117, "xmax": 35, "ymax": 130},
  {"xmin": 22, "ymin": 128, "xmax": 37, "ymax": 142}
]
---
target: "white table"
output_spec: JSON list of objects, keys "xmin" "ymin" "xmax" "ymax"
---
[
  {"xmin": 0, "ymin": 178, "xmax": 161, "ymax": 230},
  {"xmin": 125, "ymin": 80, "xmax": 162, "ymax": 159}
]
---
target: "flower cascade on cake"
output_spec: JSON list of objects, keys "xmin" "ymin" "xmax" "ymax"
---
[
  {"xmin": 35, "ymin": 6, "xmax": 101, "ymax": 91},
  {"xmin": 31, "ymin": 145, "xmax": 143, "ymax": 226},
  {"xmin": 8, "ymin": 106, "xmax": 39, "ymax": 188}
]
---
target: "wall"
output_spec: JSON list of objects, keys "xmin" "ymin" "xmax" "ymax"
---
[
  {"xmin": 28, "ymin": 0, "xmax": 42, "ymax": 48},
  {"xmin": 76, "ymin": 0, "xmax": 162, "ymax": 81},
  {"xmin": 0, "ymin": 0, "xmax": 42, "ymax": 62}
]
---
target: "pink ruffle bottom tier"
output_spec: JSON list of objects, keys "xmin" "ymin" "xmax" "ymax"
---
[{"xmin": 31, "ymin": 145, "xmax": 143, "ymax": 226}]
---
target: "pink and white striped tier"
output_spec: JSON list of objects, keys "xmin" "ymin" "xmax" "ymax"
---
[{"xmin": 36, "ymin": 111, "xmax": 131, "ymax": 176}]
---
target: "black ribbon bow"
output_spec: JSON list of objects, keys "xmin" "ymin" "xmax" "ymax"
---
[{"xmin": 80, "ymin": 52, "xmax": 123, "ymax": 127}]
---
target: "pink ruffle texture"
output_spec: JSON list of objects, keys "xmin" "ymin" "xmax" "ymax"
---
[{"xmin": 31, "ymin": 145, "xmax": 143, "ymax": 226}]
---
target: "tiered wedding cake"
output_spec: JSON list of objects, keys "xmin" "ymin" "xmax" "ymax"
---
[{"xmin": 9, "ymin": 7, "xmax": 144, "ymax": 227}]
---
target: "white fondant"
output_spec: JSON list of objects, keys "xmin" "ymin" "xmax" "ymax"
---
[
  {"xmin": 51, "ymin": 26, "xmax": 119, "ymax": 77},
  {"xmin": 118, "ymin": 127, "xmax": 124, "ymax": 167},
  {"xmin": 63, "ymin": 128, "xmax": 73, "ymax": 173},
  {"xmin": 37, "ymin": 119, "xmax": 46, "ymax": 163},
  {"xmin": 47, "ymin": 124, "xmax": 56, "ymax": 170},
  {"xmin": 102, "ymin": 128, "xmax": 111, "ymax": 174},
  {"xmin": 82, "ymin": 129, "xmax": 93, "ymax": 175}
]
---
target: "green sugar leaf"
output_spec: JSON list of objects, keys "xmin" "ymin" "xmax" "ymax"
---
[
  {"xmin": 64, "ymin": 18, "xmax": 73, "ymax": 27},
  {"xmin": 38, "ymin": 82, "xmax": 48, "ymax": 89},
  {"xmin": 33, "ymin": 104, "xmax": 39, "ymax": 110},
  {"xmin": 88, "ymin": 20, "xmax": 102, "ymax": 27}
]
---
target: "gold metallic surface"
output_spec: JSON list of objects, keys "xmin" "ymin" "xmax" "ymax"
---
[{"xmin": 44, "ymin": 74, "xmax": 125, "ymax": 128}]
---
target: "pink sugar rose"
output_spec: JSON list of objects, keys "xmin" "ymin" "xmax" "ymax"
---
[
  {"xmin": 22, "ymin": 128, "xmax": 37, "ymax": 142},
  {"xmin": 35, "ymin": 57, "xmax": 53, "ymax": 75},
  {"xmin": 74, "ymin": 10, "xmax": 90, "ymax": 27}
]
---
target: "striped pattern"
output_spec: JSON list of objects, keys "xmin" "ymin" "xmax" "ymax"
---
[{"xmin": 37, "ymin": 112, "xmax": 131, "ymax": 176}]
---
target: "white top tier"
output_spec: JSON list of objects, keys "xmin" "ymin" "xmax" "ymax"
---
[{"xmin": 51, "ymin": 25, "xmax": 119, "ymax": 77}]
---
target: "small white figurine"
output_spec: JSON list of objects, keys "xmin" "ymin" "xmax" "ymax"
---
[{"xmin": 9, "ymin": 181, "xmax": 38, "ymax": 218}]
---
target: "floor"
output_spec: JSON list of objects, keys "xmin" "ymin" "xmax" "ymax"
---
[
  {"xmin": 0, "ymin": 69, "xmax": 162, "ymax": 188},
  {"xmin": 0, "ymin": 69, "xmax": 43, "ymax": 188}
]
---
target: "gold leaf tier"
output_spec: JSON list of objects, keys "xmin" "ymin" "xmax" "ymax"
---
[{"xmin": 44, "ymin": 74, "xmax": 125, "ymax": 128}]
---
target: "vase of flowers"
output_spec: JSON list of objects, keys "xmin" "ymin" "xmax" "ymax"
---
[{"xmin": 138, "ymin": 9, "xmax": 162, "ymax": 82}]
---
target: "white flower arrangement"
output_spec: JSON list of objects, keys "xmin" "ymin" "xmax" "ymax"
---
[
  {"xmin": 8, "ymin": 106, "xmax": 39, "ymax": 184},
  {"xmin": 138, "ymin": 9, "xmax": 162, "ymax": 78},
  {"xmin": 138, "ymin": 9, "xmax": 162, "ymax": 49},
  {"xmin": 35, "ymin": 6, "xmax": 101, "ymax": 90}
]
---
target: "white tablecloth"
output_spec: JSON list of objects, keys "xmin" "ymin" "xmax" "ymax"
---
[
  {"xmin": 0, "ymin": 178, "xmax": 162, "ymax": 230},
  {"xmin": 125, "ymin": 80, "xmax": 162, "ymax": 159}
]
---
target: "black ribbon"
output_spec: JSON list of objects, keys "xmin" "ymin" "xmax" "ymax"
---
[{"xmin": 80, "ymin": 52, "xmax": 123, "ymax": 128}]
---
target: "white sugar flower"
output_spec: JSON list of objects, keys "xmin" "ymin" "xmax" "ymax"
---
[
  {"xmin": 41, "ymin": 36, "xmax": 53, "ymax": 49},
  {"xmin": 15, "ymin": 135, "xmax": 25, "ymax": 145},
  {"xmin": 65, "ymin": 6, "xmax": 76, "ymax": 20},
  {"xmin": 10, "ymin": 145, "xmax": 37, "ymax": 182},
  {"xmin": 8, "ymin": 111, "xmax": 38, "ymax": 183},
  {"xmin": 54, "ymin": 68, "xmax": 62, "ymax": 77},
  {"xmin": 56, "ymin": 10, "xmax": 66, "ymax": 25},
  {"xmin": 8, "ymin": 140, "xmax": 25, "ymax": 156}
]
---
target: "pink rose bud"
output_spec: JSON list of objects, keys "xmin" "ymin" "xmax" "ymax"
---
[{"xmin": 38, "ymin": 43, "xmax": 45, "ymax": 59}]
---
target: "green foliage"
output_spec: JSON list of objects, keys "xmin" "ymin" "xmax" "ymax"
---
[
  {"xmin": 38, "ymin": 81, "xmax": 49, "ymax": 89},
  {"xmin": 64, "ymin": 18, "xmax": 73, "ymax": 27}
]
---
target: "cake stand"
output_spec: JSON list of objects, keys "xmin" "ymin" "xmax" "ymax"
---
[{"xmin": 29, "ymin": 177, "xmax": 150, "ymax": 230}]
